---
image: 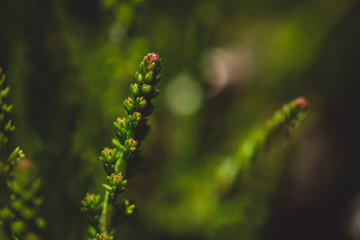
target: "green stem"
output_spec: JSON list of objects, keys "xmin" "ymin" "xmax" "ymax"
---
[
  {"xmin": 100, "ymin": 158, "xmax": 126, "ymax": 232},
  {"xmin": 100, "ymin": 192, "xmax": 112, "ymax": 232}
]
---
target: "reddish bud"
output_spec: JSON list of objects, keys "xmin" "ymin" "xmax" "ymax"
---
[
  {"xmin": 96, "ymin": 231, "xmax": 114, "ymax": 240},
  {"xmin": 144, "ymin": 52, "xmax": 161, "ymax": 64},
  {"xmin": 143, "ymin": 52, "xmax": 161, "ymax": 72},
  {"xmin": 294, "ymin": 97, "xmax": 308, "ymax": 110},
  {"xmin": 132, "ymin": 112, "xmax": 141, "ymax": 121},
  {"xmin": 125, "ymin": 138, "xmax": 138, "ymax": 151}
]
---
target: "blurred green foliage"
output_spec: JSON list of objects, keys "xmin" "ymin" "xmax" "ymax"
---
[{"xmin": 0, "ymin": 0, "xmax": 359, "ymax": 239}]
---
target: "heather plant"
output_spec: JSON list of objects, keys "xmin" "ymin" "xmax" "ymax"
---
[
  {"xmin": 0, "ymin": 68, "xmax": 45, "ymax": 240},
  {"xmin": 148, "ymin": 96, "xmax": 309, "ymax": 239},
  {"xmin": 212, "ymin": 97, "xmax": 308, "ymax": 193},
  {"xmin": 231, "ymin": 96, "xmax": 308, "ymax": 184},
  {"xmin": 81, "ymin": 53, "xmax": 162, "ymax": 239},
  {"xmin": 206, "ymin": 97, "xmax": 309, "ymax": 239},
  {"xmin": 0, "ymin": 53, "xmax": 309, "ymax": 240}
]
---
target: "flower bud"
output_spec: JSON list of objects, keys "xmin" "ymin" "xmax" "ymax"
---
[
  {"xmin": 2, "ymin": 103, "xmax": 13, "ymax": 113},
  {"xmin": 130, "ymin": 83, "xmax": 140, "ymax": 96},
  {"xmin": 0, "ymin": 86, "xmax": 10, "ymax": 99},
  {"xmin": 131, "ymin": 112, "xmax": 141, "ymax": 122},
  {"xmin": 4, "ymin": 120, "xmax": 15, "ymax": 132},
  {"xmin": 107, "ymin": 173, "xmax": 127, "ymax": 194},
  {"xmin": 7, "ymin": 146, "xmax": 24, "ymax": 166},
  {"xmin": 124, "ymin": 97, "xmax": 135, "ymax": 113},
  {"xmin": 294, "ymin": 97, "xmax": 308, "ymax": 110},
  {"xmin": 125, "ymin": 139, "xmax": 137, "ymax": 152},
  {"xmin": 99, "ymin": 147, "xmax": 117, "ymax": 165},
  {"xmin": 107, "ymin": 173, "xmax": 125, "ymax": 185},
  {"xmin": 96, "ymin": 231, "xmax": 114, "ymax": 240},
  {"xmin": 121, "ymin": 199, "xmax": 136, "ymax": 216},
  {"xmin": 135, "ymin": 72, "xmax": 143, "ymax": 84},
  {"xmin": 141, "ymin": 84, "xmax": 152, "ymax": 95},
  {"xmin": 81, "ymin": 193, "xmax": 102, "ymax": 211},
  {"xmin": 144, "ymin": 52, "xmax": 161, "ymax": 72},
  {"xmin": 137, "ymin": 97, "xmax": 147, "ymax": 109},
  {"xmin": 144, "ymin": 71, "xmax": 153, "ymax": 84},
  {"xmin": 139, "ymin": 52, "xmax": 162, "ymax": 75},
  {"xmin": 114, "ymin": 117, "xmax": 127, "ymax": 130}
]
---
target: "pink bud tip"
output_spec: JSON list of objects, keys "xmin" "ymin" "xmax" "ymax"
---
[
  {"xmin": 145, "ymin": 52, "xmax": 161, "ymax": 64},
  {"xmin": 295, "ymin": 97, "xmax": 308, "ymax": 110}
]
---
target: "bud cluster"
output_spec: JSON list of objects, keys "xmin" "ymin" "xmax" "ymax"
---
[
  {"xmin": 81, "ymin": 193, "xmax": 103, "ymax": 229},
  {"xmin": 99, "ymin": 148, "xmax": 118, "ymax": 175},
  {"xmin": 7, "ymin": 171, "xmax": 44, "ymax": 225},
  {"xmin": 114, "ymin": 52, "xmax": 162, "ymax": 176},
  {"xmin": 266, "ymin": 97, "xmax": 308, "ymax": 137},
  {"xmin": 83, "ymin": 53, "xmax": 162, "ymax": 238},
  {"xmin": 0, "ymin": 68, "xmax": 15, "ymax": 148},
  {"xmin": 103, "ymin": 173, "xmax": 127, "ymax": 201},
  {"xmin": 125, "ymin": 53, "xmax": 161, "ymax": 117},
  {"xmin": 120, "ymin": 199, "xmax": 136, "ymax": 216},
  {"xmin": 82, "ymin": 193, "xmax": 102, "ymax": 211},
  {"xmin": 94, "ymin": 231, "xmax": 114, "ymax": 240},
  {"xmin": 0, "ymin": 68, "xmax": 45, "ymax": 239}
]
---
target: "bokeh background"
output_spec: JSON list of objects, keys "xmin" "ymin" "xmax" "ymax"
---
[{"xmin": 0, "ymin": 0, "xmax": 360, "ymax": 239}]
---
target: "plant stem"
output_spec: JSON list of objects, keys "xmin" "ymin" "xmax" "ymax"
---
[{"xmin": 100, "ymin": 192, "xmax": 112, "ymax": 232}]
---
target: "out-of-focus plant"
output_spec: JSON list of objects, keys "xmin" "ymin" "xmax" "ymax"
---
[
  {"xmin": 145, "ymin": 96, "xmax": 308, "ymax": 239},
  {"xmin": 0, "ymin": 54, "xmax": 308, "ymax": 240},
  {"xmin": 0, "ymin": 49, "xmax": 309, "ymax": 240},
  {"xmin": 81, "ymin": 53, "xmax": 162, "ymax": 239},
  {"xmin": 206, "ymin": 97, "xmax": 309, "ymax": 239},
  {"xmin": 0, "ymin": 68, "xmax": 45, "ymax": 240},
  {"xmin": 217, "ymin": 97, "xmax": 309, "ymax": 192}
]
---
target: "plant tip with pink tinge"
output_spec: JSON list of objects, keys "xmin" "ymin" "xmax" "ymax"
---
[
  {"xmin": 146, "ymin": 52, "xmax": 161, "ymax": 64},
  {"xmin": 295, "ymin": 97, "xmax": 308, "ymax": 110},
  {"xmin": 143, "ymin": 53, "xmax": 161, "ymax": 72}
]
